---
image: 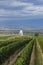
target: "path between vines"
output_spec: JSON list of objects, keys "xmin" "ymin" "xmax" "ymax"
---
[
  {"xmin": 2, "ymin": 46, "xmax": 25, "ymax": 65},
  {"xmin": 2, "ymin": 39, "xmax": 43, "ymax": 65},
  {"xmin": 29, "ymin": 39, "xmax": 43, "ymax": 65},
  {"xmin": 29, "ymin": 43, "xmax": 35, "ymax": 65}
]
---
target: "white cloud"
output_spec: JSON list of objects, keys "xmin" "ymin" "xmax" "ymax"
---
[
  {"xmin": 0, "ymin": 1, "xmax": 9, "ymax": 6},
  {"xmin": 9, "ymin": 1, "xmax": 27, "ymax": 7},
  {"xmin": 0, "ymin": 9, "xmax": 24, "ymax": 17},
  {"xmin": 37, "ymin": 0, "xmax": 43, "ymax": 2},
  {"xmin": 21, "ymin": 5, "xmax": 43, "ymax": 16},
  {"xmin": 0, "ymin": 0, "xmax": 43, "ymax": 17},
  {"xmin": 9, "ymin": 0, "xmax": 34, "ymax": 7}
]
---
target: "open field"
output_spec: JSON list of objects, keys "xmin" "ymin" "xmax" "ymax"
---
[{"xmin": 0, "ymin": 34, "xmax": 43, "ymax": 65}]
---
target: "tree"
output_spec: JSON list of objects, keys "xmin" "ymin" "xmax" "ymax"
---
[{"xmin": 34, "ymin": 32, "xmax": 39, "ymax": 37}]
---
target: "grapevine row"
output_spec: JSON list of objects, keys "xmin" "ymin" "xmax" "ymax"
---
[
  {"xmin": 0, "ymin": 38, "xmax": 31, "ymax": 65},
  {"xmin": 14, "ymin": 39, "xmax": 34, "ymax": 65}
]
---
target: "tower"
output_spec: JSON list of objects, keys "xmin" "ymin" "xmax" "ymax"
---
[{"xmin": 19, "ymin": 30, "xmax": 23, "ymax": 36}]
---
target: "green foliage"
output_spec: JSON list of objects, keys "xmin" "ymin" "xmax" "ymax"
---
[
  {"xmin": 0, "ymin": 37, "xmax": 30, "ymax": 48},
  {"xmin": 38, "ymin": 37, "xmax": 43, "ymax": 52},
  {"xmin": 34, "ymin": 32, "xmax": 39, "ymax": 37},
  {"xmin": 14, "ymin": 39, "xmax": 34, "ymax": 65},
  {"xmin": 0, "ymin": 38, "xmax": 31, "ymax": 65}
]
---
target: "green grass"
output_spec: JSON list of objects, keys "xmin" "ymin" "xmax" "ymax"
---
[
  {"xmin": 35, "ymin": 40, "xmax": 43, "ymax": 65},
  {"xmin": 38, "ymin": 37, "xmax": 43, "ymax": 52},
  {"xmin": 0, "ymin": 37, "xmax": 31, "ymax": 48}
]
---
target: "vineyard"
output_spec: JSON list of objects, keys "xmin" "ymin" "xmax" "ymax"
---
[{"xmin": 0, "ymin": 34, "xmax": 43, "ymax": 65}]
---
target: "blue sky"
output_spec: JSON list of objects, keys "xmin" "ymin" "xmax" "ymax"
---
[{"xmin": 0, "ymin": 0, "xmax": 43, "ymax": 28}]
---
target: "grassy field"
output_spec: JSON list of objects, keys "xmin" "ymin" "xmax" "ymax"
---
[
  {"xmin": 38, "ymin": 37, "xmax": 43, "ymax": 52},
  {"xmin": 0, "ymin": 34, "xmax": 43, "ymax": 65}
]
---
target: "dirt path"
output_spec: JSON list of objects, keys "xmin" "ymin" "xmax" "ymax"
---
[
  {"xmin": 2, "ymin": 46, "xmax": 25, "ymax": 65},
  {"xmin": 29, "ymin": 39, "xmax": 43, "ymax": 65},
  {"xmin": 29, "ymin": 43, "xmax": 35, "ymax": 65}
]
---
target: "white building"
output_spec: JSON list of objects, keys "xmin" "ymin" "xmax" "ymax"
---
[{"xmin": 19, "ymin": 30, "xmax": 23, "ymax": 36}]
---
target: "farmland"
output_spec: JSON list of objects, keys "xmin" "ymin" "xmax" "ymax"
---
[{"xmin": 0, "ymin": 34, "xmax": 43, "ymax": 65}]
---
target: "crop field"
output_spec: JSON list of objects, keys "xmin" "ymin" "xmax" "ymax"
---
[
  {"xmin": 0, "ymin": 34, "xmax": 43, "ymax": 65},
  {"xmin": 38, "ymin": 37, "xmax": 43, "ymax": 52}
]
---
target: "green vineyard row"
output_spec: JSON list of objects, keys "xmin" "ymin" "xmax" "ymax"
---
[
  {"xmin": 0, "ymin": 38, "xmax": 31, "ymax": 65},
  {"xmin": 14, "ymin": 39, "xmax": 34, "ymax": 65},
  {"xmin": 0, "ymin": 37, "xmax": 30, "ymax": 48},
  {"xmin": 38, "ymin": 37, "xmax": 43, "ymax": 52}
]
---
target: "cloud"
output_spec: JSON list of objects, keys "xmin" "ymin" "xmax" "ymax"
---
[
  {"xmin": 9, "ymin": 0, "xmax": 34, "ymax": 7},
  {"xmin": 9, "ymin": 1, "xmax": 27, "ymax": 7},
  {"xmin": 37, "ymin": 0, "xmax": 43, "ymax": 2},
  {"xmin": 23, "ymin": 5, "xmax": 43, "ymax": 15},
  {"xmin": 0, "ymin": 9, "xmax": 21, "ymax": 16},
  {"xmin": 0, "ymin": 0, "xmax": 43, "ymax": 18}
]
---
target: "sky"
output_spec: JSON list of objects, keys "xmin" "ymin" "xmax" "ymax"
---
[{"xmin": 0, "ymin": 0, "xmax": 43, "ymax": 28}]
